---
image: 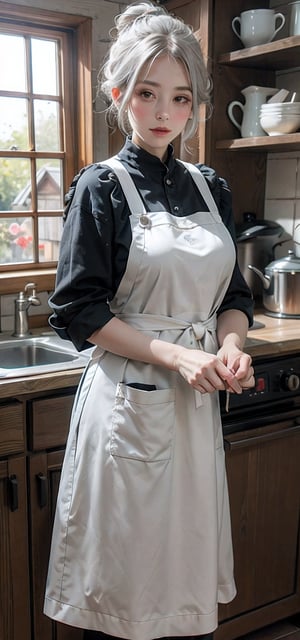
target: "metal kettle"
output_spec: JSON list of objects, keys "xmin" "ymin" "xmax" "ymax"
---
[{"xmin": 248, "ymin": 251, "xmax": 300, "ymax": 318}]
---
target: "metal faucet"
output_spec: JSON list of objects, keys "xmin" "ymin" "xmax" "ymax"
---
[{"xmin": 13, "ymin": 282, "xmax": 41, "ymax": 338}]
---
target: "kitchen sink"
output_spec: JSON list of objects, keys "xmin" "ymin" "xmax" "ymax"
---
[
  {"xmin": 0, "ymin": 334, "xmax": 93, "ymax": 378},
  {"xmin": 0, "ymin": 342, "xmax": 77, "ymax": 368}
]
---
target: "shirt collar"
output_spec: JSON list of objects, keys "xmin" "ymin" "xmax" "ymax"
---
[{"xmin": 117, "ymin": 137, "xmax": 177, "ymax": 175}]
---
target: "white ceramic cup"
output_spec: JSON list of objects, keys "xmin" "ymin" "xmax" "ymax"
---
[
  {"xmin": 289, "ymin": 1, "xmax": 300, "ymax": 36},
  {"xmin": 232, "ymin": 9, "xmax": 285, "ymax": 48}
]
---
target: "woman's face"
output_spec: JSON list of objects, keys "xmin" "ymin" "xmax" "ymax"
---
[{"xmin": 127, "ymin": 54, "xmax": 193, "ymax": 161}]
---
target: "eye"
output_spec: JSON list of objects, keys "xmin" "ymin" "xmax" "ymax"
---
[
  {"xmin": 139, "ymin": 90, "xmax": 154, "ymax": 100},
  {"xmin": 174, "ymin": 95, "xmax": 192, "ymax": 104}
]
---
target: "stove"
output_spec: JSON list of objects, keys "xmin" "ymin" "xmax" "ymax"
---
[{"xmin": 220, "ymin": 352, "xmax": 300, "ymax": 434}]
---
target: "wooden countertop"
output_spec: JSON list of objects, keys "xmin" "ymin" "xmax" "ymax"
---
[
  {"xmin": 245, "ymin": 311, "xmax": 300, "ymax": 359},
  {"xmin": 0, "ymin": 311, "xmax": 299, "ymax": 399},
  {"xmin": 0, "ymin": 367, "xmax": 84, "ymax": 399}
]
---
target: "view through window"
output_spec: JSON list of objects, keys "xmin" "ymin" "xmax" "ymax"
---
[
  {"xmin": 0, "ymin": 28, "xmax": 67, "ymax": 268},
  {"xmin": 0, "ymin": 4, "xmax": 92, "ymax": 286}
]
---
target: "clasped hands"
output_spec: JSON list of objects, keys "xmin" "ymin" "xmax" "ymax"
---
[{"xmin": 177, "ymin": 345, "xmax": 255, "ymax": 395}]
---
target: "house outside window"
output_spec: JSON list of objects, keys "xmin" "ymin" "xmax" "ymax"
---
[{"xmin": 0, "ymin": 2, "xmax": 92, "ymax": 293}]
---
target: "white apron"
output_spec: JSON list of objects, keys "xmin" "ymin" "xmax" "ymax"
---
[{"xmin": 44, "ymin": 157, "xmax": 237, "ymax": 639}]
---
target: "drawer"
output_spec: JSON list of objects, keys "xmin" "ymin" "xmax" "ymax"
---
[
  {"xmin": 29, "ymin": 393, "xmax": 75, "ymax": 451},
  {"xmin": 0, "ymin": 401, "xmax": 25, "ymax": 456}
]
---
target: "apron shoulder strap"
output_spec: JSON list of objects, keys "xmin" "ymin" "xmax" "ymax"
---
[
  {"xmin": 101, "ymin": 156, "xmax": 147, "ymax": 215},
  {"xmin": 178, "ymin": 160, "xmax": 219, "ymax": 215}
]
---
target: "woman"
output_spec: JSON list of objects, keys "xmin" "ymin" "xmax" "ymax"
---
[{"xmin": 44, "ymin": 3, "xmax": 254, "ymax": 640}]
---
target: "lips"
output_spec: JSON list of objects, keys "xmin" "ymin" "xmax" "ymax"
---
[{"xmin": 150, "ymin": 127, "xmax": 171, "ymax": 134}]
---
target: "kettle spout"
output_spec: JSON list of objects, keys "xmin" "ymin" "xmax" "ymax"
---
[{"xmin": 248, "ymin": 265, "xmax": 271, "ymax": 290}]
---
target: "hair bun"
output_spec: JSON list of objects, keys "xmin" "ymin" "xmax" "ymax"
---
[{"xmin": 115, "ymin": 2, "xmax": 166, "ymax": 35}]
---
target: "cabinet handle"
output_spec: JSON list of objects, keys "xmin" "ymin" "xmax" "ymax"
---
[
  {"xmin": 36, "ymin": 472, "xmax": 48, "ymax": 508},
  {"xmin": 224, "ymin": 422, "xmax": 300, "ymax": 451},
  {"xmin": 8, "ymin": 474, "xmax": 18, "ymax": 512}
]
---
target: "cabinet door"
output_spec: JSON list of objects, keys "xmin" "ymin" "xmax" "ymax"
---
[
  {"xmin": 0, "ymin": 456, "xmax": 31, "ymax": 640},
  {"xmin": 29, "ymin": 392, "xmax": 75, "ymax": 451},
  {"xmin": 29, "ymin": 451, "xmax": 84, "ymax": 640},
  {"xmin": 0, "ymin": 399, "xmax": 25, "ymax": 457},
  {"xmin": 217, "ymin": 420, "xmax": 300, "ymax": 637}
]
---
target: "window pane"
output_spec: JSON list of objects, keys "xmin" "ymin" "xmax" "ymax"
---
[
  {"xmin": 0, "ymin": 98, "xmax": 29, "ymax": 150},
  {"xmin": 34, "ymin": 99, "xmax": 60, "ymax": 151},
  {"xmin": 32, "ymin": 38, "xmax": 58, "ymax": 96},
  {"xmin": 0, "ymin": 11, "xmax": 85, "ymax": 271},
  {"xmin": 36, "ymin": 160, "xmax": 63, "ymax": 210},
  {"xmin": 0, "ymin": 34, "xmax": 26, "ymax": 92},
  {"xmin": 0, "ymin": 158, "xmax": 31, "ymax": 211},
  {"xmin": 0, "ymin": 216, "xmax": 33, "ymax": 264},
  {"xmin": 38, "ymin": 216, "xmax": 63, "ymax": 262}
]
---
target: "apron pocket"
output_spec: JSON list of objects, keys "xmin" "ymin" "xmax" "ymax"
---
[{"xmin": 110, "ymin": 382, "xmax": 175, "ymax": 461}]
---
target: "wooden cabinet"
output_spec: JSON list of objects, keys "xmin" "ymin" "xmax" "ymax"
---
[
  {"xmin": 215, "ymin": 418, "xmax": 300, "ymax": 640},
  {"xmin": 207, "ymin": 1, "xmax": 300, "ymax": 221},
  {"xmin": 0, "ymin": 400, "xmax": 31, "ymax": 640},
  {"xmin": 0, "ymin": 389, "xmax": 84, "ymax": 640},
  {"xmin": 0, "ymin": 455, "xmax": 31, "ymax": 640}
]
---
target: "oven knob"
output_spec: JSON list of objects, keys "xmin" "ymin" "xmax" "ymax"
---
[{"xmin": 281, "ymin": 372, "xmax": 300, "ymax": 391}]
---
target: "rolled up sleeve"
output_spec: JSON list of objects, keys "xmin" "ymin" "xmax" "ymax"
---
[{"xmin": 49, "ymin": 165, "xmax": 130, "ymax": 351}]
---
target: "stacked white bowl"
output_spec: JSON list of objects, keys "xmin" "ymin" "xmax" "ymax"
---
[{"xmin": 259, "ymin": 101, "xmax": 300, "ymax": 135}]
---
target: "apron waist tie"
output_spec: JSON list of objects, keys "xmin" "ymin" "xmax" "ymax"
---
[
  {"xmin": 115, "ymin": 312, "xmax": 218, "ymax": 409},
  {"xmin": 116, "ymin": 312, "xmax": 216, "ymax": 340}
]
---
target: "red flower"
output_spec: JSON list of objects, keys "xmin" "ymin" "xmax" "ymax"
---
[{"xmin": 15, "ymin": 235, "xmax": 31, "ymax": 248}]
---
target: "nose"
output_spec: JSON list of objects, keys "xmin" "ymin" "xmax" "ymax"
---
[{"xmin": 156, "ymin": 111, "xmax": 169, "ymax": 121}]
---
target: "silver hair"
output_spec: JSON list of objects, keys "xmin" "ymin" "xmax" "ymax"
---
[{"xmin": 99, "ymin": 1, "xmax": 212, "ymax": 142}]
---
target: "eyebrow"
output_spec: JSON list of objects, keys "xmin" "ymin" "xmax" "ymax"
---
[{"xmin": 136, "ymin": 80, "xmax": 192, "ymax": 92}]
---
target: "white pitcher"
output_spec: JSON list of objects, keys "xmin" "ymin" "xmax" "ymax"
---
[{"xmin": 227, "ymin": 85, "xmax": 278, "ymax": 137}]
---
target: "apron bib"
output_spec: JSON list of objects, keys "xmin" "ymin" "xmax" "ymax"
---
[{"xmin": 44, "ymin": 157, "xmax": 237, "ymax": 639}]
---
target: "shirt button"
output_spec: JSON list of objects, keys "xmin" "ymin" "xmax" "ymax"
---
[
  {"xmin": 165, "ymin": 178, "xmax": 172, "ymax": 186},
  {"xmin": 174, "ymin": 206, "xmax": 179, "ymax": 212}
]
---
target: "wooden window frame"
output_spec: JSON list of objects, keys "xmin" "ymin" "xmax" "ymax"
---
[{"xmin": 0, "ymin": 2, "xmax": 93, "ymax": 295}]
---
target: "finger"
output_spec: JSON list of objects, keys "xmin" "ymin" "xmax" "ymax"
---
[
  {"xmin": 213, "ymin": 360, "xmax": 243, "ymax": 394},
  {"xmin": 237, "ymin": 365, "xmax": 255, "ymax": 384},
  {"xmin": 240, "ymin": 374, "xmax": 255, "ymax": 389},
  {"xmin": 194, "ymin": 377, "xmax": 226, "ymax": 394},
  {"xmin": 232, "ymin": 355, "xmax": 253, "ymax": 380},
  {"xmin": 193, "ymin": 366, "xmax": 230, "ymax": 393},
  {"xmin": 195, "ymin": 368, "xmax": 241, "ymax": 394},
  {"xmin": 223, "ymin": 370, "xmax": 243, "ymax": 394}
]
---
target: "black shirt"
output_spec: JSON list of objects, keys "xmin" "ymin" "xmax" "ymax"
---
[{"xmin": 49, "ymin": 138, "xmax": 253, "ymax": 351}]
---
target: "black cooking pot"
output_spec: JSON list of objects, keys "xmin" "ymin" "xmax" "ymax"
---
[{"xmin": 235, "ymin": 212, "xmax": 284, "ymax": 297}]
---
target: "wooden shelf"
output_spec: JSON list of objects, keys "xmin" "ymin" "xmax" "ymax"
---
[
  {"xmin": 216, "ymin": 132, "xmax": 300, "ymax": 152},
  {"xmin": 218, "ymin": 36, "xmax": 300, "ymax": 70}
]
